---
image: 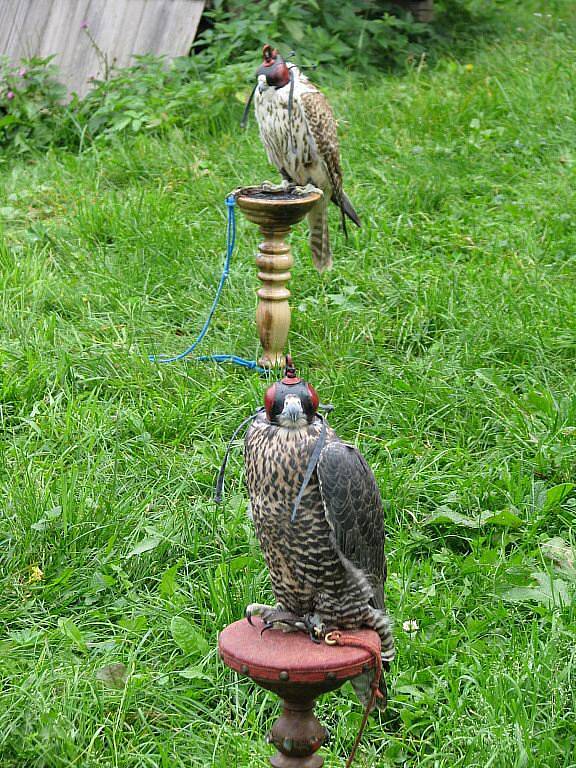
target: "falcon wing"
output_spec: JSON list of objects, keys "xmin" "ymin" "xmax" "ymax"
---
[
  {"xmin": 301, "ymin": 91, "xmax": 344, "ymax": 204},
  {"xmin": 316, "ymin": 440, "xmax": 387, "ymax": 608}
]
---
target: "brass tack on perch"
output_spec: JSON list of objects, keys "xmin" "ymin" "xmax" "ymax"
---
[{"xmin": 232, "ymin": 183, "xmax": 323, "ymax": 369}]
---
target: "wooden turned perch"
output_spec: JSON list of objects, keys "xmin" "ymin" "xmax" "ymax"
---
[
  {"xmin": 233, "ymin": 184, "xmax": 323, "ymax": 369},
  {"xmin": 219, "ymin": 617, "xmax": 382, "ymax": 767}
]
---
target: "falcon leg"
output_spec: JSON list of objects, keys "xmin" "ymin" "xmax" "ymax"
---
[
  {"xmin": 365, "ymin": 607, "xmax": 395, "ymax": 666},
  {"xmin": 245, "ymin": 603, "xmax": 307, "ymax": 633},
  {"xmin": 347, "ymin": 607, "xmax": 393, "ymax": 712}
]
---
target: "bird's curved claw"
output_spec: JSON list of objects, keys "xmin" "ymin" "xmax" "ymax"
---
[{"xmin": 303, "ymin": 613, "xmax": 328, "ymax": 643}]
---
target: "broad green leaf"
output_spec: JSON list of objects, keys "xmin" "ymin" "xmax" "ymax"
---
[
  {"xmin": 394, "ymin": 685, "xmax": 428, "ymax": 701},
  {"xmin": 96, "ymin": 662, "xmax": 128, "ymax": 689},
  {"xmin": 159, "ymin": 561, "xmax": 181, "ymax": 598},
  {"xmin": 118, "ymin": 615, "xmax": 148, "ymax": 633},
  {"xmin": 111, "ymin": 115, "xmax": 131, "ymax": 131},
  {"xmin": 58, "ymin": 617, "xmax": 88, "ymax": 653},
  {"xmin": 8, "ymin": 629, "xmax": 44, "ymax": 646},
  {"xmin": 91, "ymin": 571, "xmax": 116, "ymax": 593},
  {"xmin": 215, "ymin": 555, "xmax": 252, "ymax": 583},
  {"xmin": 501, "ymin": 572, "xmax": 572, "ymax": 608},
  {"xmin": 284, "ymin": 19, "xmax": 305, "ymax": 42},
  {"xmin": 126, "ymin": 535, "xmax": 161, "ymax": 558},
  {"xmin": 0, "ymin": 115, "xmax": 18, "ymax": 128},
  {"xmin": 525, "ymin": 390, "xmax": 556, "ymax": 418},
  {"xmin": 178, "ymin": 667, "xmax": 212, "ymax": 682},
  {"xmin": 543, "ymin": 484, "xmax": 574, "ymax": 512},
  {"xmin": 424, "ymin": 507, "xmax": 482, "ymax": 528},
  {"xmin": 475, "ymin": 368, "xmax": 508, "ymax": 392},
  {"xmin": 501, "ymin": 586, "xmax": 545, "ymax": 604},
  {"xmin": 170, "ymin": 617, "xmax": 209, "ymax": 656},
  {"xmin": 482, "ymin": 509, "xmax": 524, "ymax": 528},
  {"xmin": 425, "ymin": 506, "xmax": 523, "ymax": 529}
]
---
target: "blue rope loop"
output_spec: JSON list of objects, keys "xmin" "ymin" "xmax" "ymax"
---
[{"xmin": 148, "ymin": 195, "xmax": 267, "ymax": 374}]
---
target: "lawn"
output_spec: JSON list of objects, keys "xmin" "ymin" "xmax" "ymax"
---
[{"xmin": 1, "ymin": 2, "xmax": 575, "ymax": 766}]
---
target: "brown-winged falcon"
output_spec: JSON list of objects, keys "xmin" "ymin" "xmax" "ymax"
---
[{"xmin": 252, "ymin": 45, "xmax": 361, "ymax": 272}]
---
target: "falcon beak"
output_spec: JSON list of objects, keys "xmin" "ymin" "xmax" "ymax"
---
[
  {"xmin": 283, "ymin": 401, "xmax": 303, "ymax": 424},
  {"xmin": 277, "ymin": 394, "xmax": 308, "ymax": 429},
  {"xmin": 257, "ymin": 74, "xmax": 268, "ymax": 94}
]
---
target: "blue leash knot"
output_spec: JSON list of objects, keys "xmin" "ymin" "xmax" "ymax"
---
[{"xmin": 148, "ymin": 196, "xmax": 267, "ymax": 374}]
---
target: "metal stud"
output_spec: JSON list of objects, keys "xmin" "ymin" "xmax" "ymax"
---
[{"xmin": 279, "ymin": 670, "xmax": 289, "ymax": 681}]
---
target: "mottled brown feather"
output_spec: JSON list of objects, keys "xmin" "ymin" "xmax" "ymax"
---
[{"xmin": 301, "ymin": 91, "xmax": 344, "ymax": 207}]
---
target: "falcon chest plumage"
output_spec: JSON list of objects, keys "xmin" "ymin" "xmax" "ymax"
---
[
  {"xmin": 254, "ymin": 81, "xmax": 329, "ymax": 190},
  {"xmin": 244, "ymin": 415, "xmax": 372, "ymax": 625}
]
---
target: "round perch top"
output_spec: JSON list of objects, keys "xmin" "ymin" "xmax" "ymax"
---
[
  {"xmin": 219, "ymin": 618, "xmax": 380, "ymax": 685},
  {"xmin": 232, "ymin": 183, "xmax": 323, "ymax": 228}
]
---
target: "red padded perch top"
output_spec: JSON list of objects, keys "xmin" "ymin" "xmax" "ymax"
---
[{"xmin": 219, "ymin": 618, "xmax": 380, "ymax": 684}]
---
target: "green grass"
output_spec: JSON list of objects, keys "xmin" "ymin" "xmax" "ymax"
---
[{"xmin": 1, "ymin": 2, "xmax": 576, "ymax": 766}]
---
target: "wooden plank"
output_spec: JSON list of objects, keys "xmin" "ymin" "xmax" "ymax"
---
[
  {"xmin": 0, "ymin": 1, "xmax": 25, "ymax": 58},
  {"xmin": 56, "ymin": 0, "xmax": 102, "ymax": 90},
  {"xmin": 153, "ymin": 0, "xmax": 203, "ymax": 57},
  {"xmin": 132, "ymin": 0, "xmax": 170, "ymax": 58},
  {"xmin": 0, "ymin": 0, "xmax": 205, "ymax": 97},
  {"xmin": 108, "ymin": 0, "xmax": 150, "ymax": 67},
  {"xmin": 42, "ymin": 1, "xmax": 98, "ymax": 92},
  {"xmin": 2, "ymin": 1, "xmax": 37, "ymax": 60}
]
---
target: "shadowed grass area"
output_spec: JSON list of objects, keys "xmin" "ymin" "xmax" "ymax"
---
[{"xmin": 1, "ymin": 2, "xmax": 575, "ymax": 766}]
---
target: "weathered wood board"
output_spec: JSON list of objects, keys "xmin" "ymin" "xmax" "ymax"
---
[{"xmin": 0, "ymin": 0, "xmax": 205, "ymax": 97}]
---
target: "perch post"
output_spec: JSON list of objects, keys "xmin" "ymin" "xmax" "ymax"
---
[
  {"xmin": 234, "ymin": 185, "xmax": 323, "ymax": 369},
  {"xmin": 218, "ymin": 617, "xmax": 381, "ymax": 766}
]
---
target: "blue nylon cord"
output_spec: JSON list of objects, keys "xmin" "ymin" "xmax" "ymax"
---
[{"xmin": 148, "ymin": 196, "xmax": 267, "ymax": 374}]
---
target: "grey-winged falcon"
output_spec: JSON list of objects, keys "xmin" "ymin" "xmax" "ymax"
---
[{"xmin": 241, "ymin": 360, "xmax": 394, "ymax": 708}]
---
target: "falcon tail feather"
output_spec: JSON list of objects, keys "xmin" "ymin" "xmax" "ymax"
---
[
  {"xmin": 350, "ymin": 671, "xmax": 388, "ymax": 712},
  {"xmin": 308, "ymin": 200, "xmax": 332, "ymax": 272},
  {"xmin": 339, "ymin": 191, "xmax": 361, "ymax": 230}
]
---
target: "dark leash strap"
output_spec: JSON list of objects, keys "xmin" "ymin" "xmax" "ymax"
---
[
  {"xmin": 214, "ymin": 408, "xmax": 264, "ymax": 503},
  {"xmin": 291, "ymin": 414, "xmax": 327, "ymax": 523},
  {"xmin": 287, "ymin": 67, "xmax": 296, "ymax": 154},
  {"xmin": 218, "ymin": 407, "xmax": 332, "ymax": 511},
  {"xmin": 240, "ymin": 83, "xmax": 258, "ymax": 129}
]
